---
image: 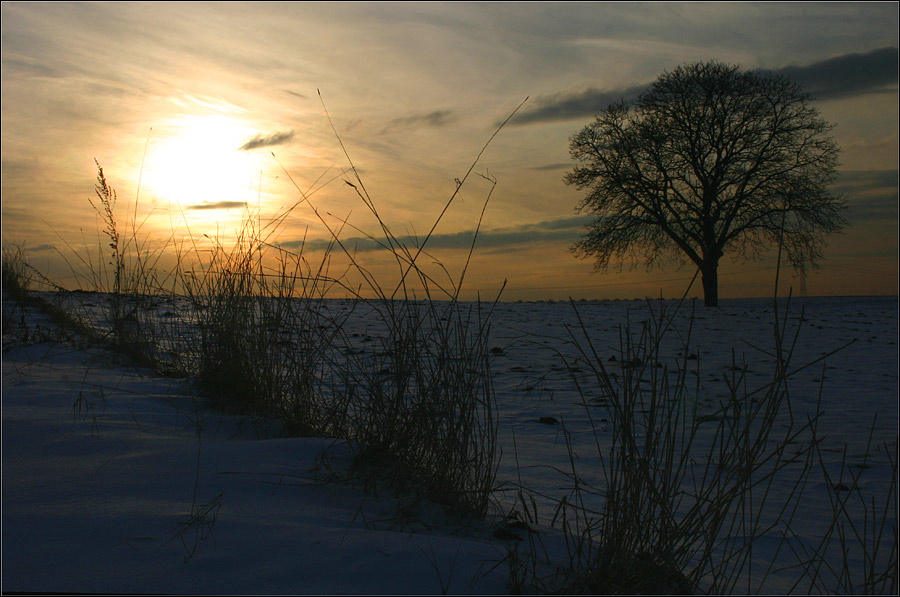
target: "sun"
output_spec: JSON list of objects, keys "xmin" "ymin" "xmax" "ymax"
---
[{"xmin": 142, "ymin": 114, "xmax": 271, "ymax": 210}]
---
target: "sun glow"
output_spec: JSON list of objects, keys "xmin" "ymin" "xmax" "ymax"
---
[{"xmin": 141, "ymin": 114, "xmax": 271, "ymax": 211}]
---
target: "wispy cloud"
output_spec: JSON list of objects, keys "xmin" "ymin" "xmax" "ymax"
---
[
  {"xmin": 187, "ymin": 201, "xmax": 248, "ymax": 210},
  {"xmin": 847, "ymin": 194, "xmax": 899, "ymax": 222},
  {"xmin": 834, "ymin": 169, "xmax": 899, "ymax": 192},
  {"xmin": 833, "ymin": 169, "xmax": 899, "ymax": 222},
  {"xmin": 172, "ymin": 94, "xmax": 248, "ymax": 115},
  {"xmin": 509, "ymin": 47, "xmax": 899, "ymax": 126},
  {"xmin": 238, "ymin": 130, "xmax": 295, "ymax": 151},
  {"xmin": 382, "ymin": 110, "xmax": 456, "ymax": 133}
]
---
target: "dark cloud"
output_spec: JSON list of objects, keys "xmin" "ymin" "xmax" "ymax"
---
[
  {"xmin": 833, "ymin": 169, "xmax": 899, "ymax": 192},
  {"xmin": 507, "ymin": 85, "xmax": 649, "ymax": 126},
  {"xmin": 25, "ymin": 244, "xmax": 55, "ymax": 253},
  {"xmin": 238, "ymin": 130, "xmax": 295, "ymax": 151},
  {"xmin": 528, "ymin": 163, "xmax": 572, "ymax": 171},
  {"xmin": 282, "ymin": 89, "xmax": 308, "ymax": 100},
  {"xmin": 187, "ymin": 201, "xmax": 248, "ymax": 210},
  {"xmin": 277, "ymin": 216, "xmax": 592, "ymax": 253},
  {"xmin": 509, "ymin": 47, "xmax": 898, "ymax": 126},
  {"xmin": 769, "ymin": 47, "xmax": 899, "ymax": 100},
  {"xmin": 383, "ymin": 110, "xmax": 456, "ymax": 133},
  {"xmin": 531, "ymin": 216, "xmax": 593, "ymax": 230},
  {"xmin": 274, "ymin": 166, "xmax": 896, "ymax": 253}
]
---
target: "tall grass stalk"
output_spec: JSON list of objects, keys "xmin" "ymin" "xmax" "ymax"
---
[
  {"xmin": 166, "ymin": 95, "xmax": 526, "ymax": 517},
  {"xmin": 235, "ymin": 94, "xmax": 529, "ymax": 516},
  {"xmin": 180, "ymin": 211, "xmax": 350, "ymax": 437},
  {"xmin": 502, "ymin": 282, "xmax": 881, "ymax": 593},
  {"xmin": 344, "ymin": 297, "xmax": 500, "ymax": 516},
  {"xmin": 38, "ymin": 160, "xmax": 184, "ymax": 370},
  {"xmin": 791, "ymin": 420, "xmax": 898, "ymax": 594},
  {"xmin": 7, "ymin": 96, "xmax": 893, "ymax": 590}
]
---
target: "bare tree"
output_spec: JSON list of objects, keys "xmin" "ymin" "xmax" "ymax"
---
[{"xmin": 566, "ymin": 61, "xmax": 847, "ymax": 306}]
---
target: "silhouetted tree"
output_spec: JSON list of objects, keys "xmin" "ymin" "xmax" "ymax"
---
[{"xmin": 566, "ymin": 61, "xmax": 847, "ymax": 306}]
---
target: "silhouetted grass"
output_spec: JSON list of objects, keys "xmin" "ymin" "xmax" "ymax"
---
[
  {"xmin": 6, "ymin": 97, "xmax": 893, "ymax": 591},
  {"xmin": 38, "ymin": 95, "xmax": 527, "ymax": 517},
  {"xmin": 344, "ymin": 297, "xmax": 500, "ymax": 516},
  {"xmin": 796, "ymin": 419, "xmax": 898, "ymax": 594},
  {"xmin": 180, "ymin": 214, "xmax": 349, "ymax": 437},
  {"xmin": 501, "ymin": 287, "xmax": 896, "ymax": 594}
]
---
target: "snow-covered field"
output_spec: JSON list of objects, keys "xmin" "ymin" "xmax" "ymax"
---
[{"xmin": 2, "ymin": 292, "xmax": 897, "ymax": 594}]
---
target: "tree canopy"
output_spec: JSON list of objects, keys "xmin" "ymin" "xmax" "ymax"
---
[{"xmin": 566, "ymin": 61, "xmax": 848, "ymax": 306}]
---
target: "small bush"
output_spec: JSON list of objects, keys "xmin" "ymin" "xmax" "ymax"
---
[
  {"xmin": 346, "ymin": 298, "xmax": 499, "ymax": 516},
  {"xmin": 184, "ymin": 223, "xmax": 347, "ymax": 437}
]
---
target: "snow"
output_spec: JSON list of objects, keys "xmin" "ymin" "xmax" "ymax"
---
[
  {"xmin": 2, "ymin": 292, "xmax": 897, "ymax": 594},
  {"xmin": 2, "ymin": 297, "xmax": 509, "ymax": 594}
]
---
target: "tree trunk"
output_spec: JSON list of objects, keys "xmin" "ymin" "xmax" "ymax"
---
[{"xmin": 701, "ymin": 260, "xmax": 719, "ymax": 307}]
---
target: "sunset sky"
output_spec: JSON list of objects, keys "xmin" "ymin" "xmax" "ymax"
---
[{"xmin": 2, "ymin": 2, "xmax": 897, "ymax": 301}]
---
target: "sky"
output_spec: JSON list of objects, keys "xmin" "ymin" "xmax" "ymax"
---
[{"xmin": 1, "ymin": 1, "xmax": 898, "ymax": 301}]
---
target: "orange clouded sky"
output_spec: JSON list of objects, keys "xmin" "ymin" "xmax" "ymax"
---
[{"xmin": 1, "ymin": 2, "xmax": 897, "ymax": 301}]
